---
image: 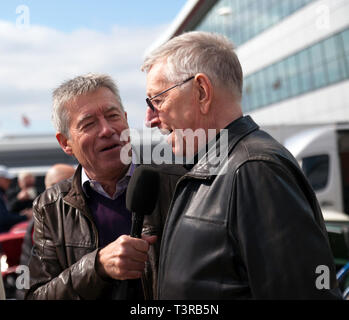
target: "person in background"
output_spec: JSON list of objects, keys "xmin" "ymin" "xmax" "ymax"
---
[
  {"xmin": 44, "ymin": 164, "xmax": 76, "ymax": 189},
  {"xmin": 25, "ymin": 74, "xmax": 184, "ymax": 300},
  {"xmin": 142, "ymin": 31, "xmax": 342, "ymax": 299},
  {"xmin": 7, "ymin": 171, "xmax": 37, "ymax": 220},
  {"xmin": 0, "ymin": 166, "xmax": 27, "ymax": 233}
]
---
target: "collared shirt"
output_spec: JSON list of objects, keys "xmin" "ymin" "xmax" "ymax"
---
[
  {"xmin": 81, "ymin": 162, "xmax": 136, "ymax": 200},
  {"xmin": 81, "ymin": 160, "xmax": 137, "ymax": 249}
]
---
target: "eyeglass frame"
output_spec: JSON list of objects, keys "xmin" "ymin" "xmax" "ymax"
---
[{"xmin": 146, "ymin": 76, "xmax": 195, "ymax": 112}]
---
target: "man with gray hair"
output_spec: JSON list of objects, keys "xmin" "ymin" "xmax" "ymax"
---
[
  {"xmin": 143, "ymin": 31, "xmax": 341, "ymax": 299},
  {"xmin": 26, "ymin": 73, "xmax": 184, "ymax": 299}
]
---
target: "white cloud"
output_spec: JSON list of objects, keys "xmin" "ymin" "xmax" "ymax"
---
[{"xmin": 0, "ymin": 20, "xmax": 165, "ymax": 135}]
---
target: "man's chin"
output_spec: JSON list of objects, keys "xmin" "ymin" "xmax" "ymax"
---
[
  {"xmin": 168, "ymin": 130, "xmax": 187, "ymax": 158},
  {"xmin": 168, "ymin": 130, "xmax": 199, "ymax": 160},
  {"xmin": 98, "ymin": 147, "xmax": 129, "ymax": 168},
  {"xmin": 101, "ymin": 161, "xmax": 129, "ymax": 176},
  {"xmin": 166, "ymin": 130, "xmax": 173, "ymax": 146},
  {"xmin": 159, "ymin": 127, "xmax": 171, "ymax": 135}
]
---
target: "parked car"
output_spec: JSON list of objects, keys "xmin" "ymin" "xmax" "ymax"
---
[
  {"xmin": 0, "ymin": 221, "xmax": 29, "ymax": 299},
  {"xmin": 283, "ymin": 123, "xmax": 349, "ymax": 216}
]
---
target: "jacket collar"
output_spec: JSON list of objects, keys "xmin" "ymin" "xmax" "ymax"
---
[
  {"xmin": 63, "ymin": 164, "xmax": 90, "ymax": 213},
  {"xmin": 188, "ymin": 115, "xmax": 259, "ymax": 178}
]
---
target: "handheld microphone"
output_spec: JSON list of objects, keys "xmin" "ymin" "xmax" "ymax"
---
[{"xmin": 126, "ymin": 166, "xmax": 160, "ymax": 238}]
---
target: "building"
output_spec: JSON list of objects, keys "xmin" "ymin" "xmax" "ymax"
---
[
  {"xmin": 0, "ymin": 134, "xmax": 76, "ymax": 174},
  {"xmin": 0, "ymin": 134, "xmax": 77, "ymax": 192},
  {"xmin": 153, "ymin": 0, "xmax": 349, "ymax": 133}
]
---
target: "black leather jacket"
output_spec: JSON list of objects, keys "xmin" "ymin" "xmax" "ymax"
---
[
  {"xmin": 157, "ymin": 116, "xmax": 342, "ymax": 299},
  {"xmin": 25, "ymin": 164, "xmax": 185, "ymax": 299}
]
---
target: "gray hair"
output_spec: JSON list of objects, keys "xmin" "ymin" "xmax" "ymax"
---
[
  {"xmin": 52, "ymin": 73, "xmax": 124, "ymax": 136},
  {"xmin": 142, "ymin": 31, "xmax": 243, "ymax": 99}
]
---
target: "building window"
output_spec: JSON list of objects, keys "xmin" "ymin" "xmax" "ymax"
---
[
  {"xmin": 193, "ymin": 1, "xmax": 348, "ymax": 114},
  {"xmin": 195, "ymin": 0, "xmax": 316, "ymax": 47},
  {"xmin": 241, "ymin": 27, "xmax": 349, "ymax": 113}
]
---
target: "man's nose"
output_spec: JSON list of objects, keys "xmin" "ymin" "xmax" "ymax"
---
[
  {"xmin": 99, "ymin": 119, "xmax": 115, "ymax": 137},
  {"xmin": 145, "ymin": 106, "xmax": 160, "ymax": 128}
]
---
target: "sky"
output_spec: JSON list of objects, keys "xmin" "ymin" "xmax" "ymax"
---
[{"xmin": 0, "ymin": 0, "xmax": 188, "ymax": 136}]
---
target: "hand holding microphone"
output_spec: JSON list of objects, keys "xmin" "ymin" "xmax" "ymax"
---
[{"xmin": 96, "ymin": 166, "xmax": 160, "ymax": 281}]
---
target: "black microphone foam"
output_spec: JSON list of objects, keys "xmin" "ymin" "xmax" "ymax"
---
[{"xmin": 126, "ymin": 166, "xmax": 160, "ymax": 238}]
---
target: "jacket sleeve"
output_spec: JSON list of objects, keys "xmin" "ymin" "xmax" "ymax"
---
[
  {"xmin": 25, "ymin": 199, "xmax": 113, "ymax": 300},
  {"xmin": 232, "ymin": 160, "xmax": 342, "ymax": 299}
]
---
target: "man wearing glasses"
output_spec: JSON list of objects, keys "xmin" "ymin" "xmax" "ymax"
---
[{"xmin": 142, "ymin": 31, "xmax": 342, "ymax": 299}]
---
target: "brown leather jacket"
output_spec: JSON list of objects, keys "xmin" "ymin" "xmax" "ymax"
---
[{"xmin": 25, "ymin": 164, "xmax": 186, "ymax": 300}]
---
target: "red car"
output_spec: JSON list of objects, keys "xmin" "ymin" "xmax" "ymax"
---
[{"xmin": 0, "ymin": 221, "xmax": 29, "ymax": 299}]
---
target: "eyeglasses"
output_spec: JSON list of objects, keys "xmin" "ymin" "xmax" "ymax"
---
[{"xmin": 146, "ymin": 76, "xmax": 195, "ymax": 112}]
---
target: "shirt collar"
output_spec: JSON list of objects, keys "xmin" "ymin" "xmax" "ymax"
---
[{"xmin": 82, "ymin": 161, "xmax": 136, "ymax": 200}]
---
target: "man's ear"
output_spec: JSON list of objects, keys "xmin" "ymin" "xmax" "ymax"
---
[
  {"xmin": 194, "ymin": 73, "xmax": 213, "ymax": 115},
  {"xmin": 56, "ymin": 132, "xmax": 73, "ymax": 156}
]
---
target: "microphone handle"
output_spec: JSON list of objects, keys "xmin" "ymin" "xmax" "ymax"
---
[{"xmin": 130, "ymin": 212, "xmax": 144, "ymax": 238}]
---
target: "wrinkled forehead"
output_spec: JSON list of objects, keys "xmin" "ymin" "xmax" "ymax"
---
[
  {"xmin": 146, "ymin": 62, "xmax": 171, "ymax": 96},
  {"xmin": 64, "ymin": 91, "xmax": 125, "ymax": 132}
]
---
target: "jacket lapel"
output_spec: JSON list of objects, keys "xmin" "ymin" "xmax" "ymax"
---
[
  {"xmin": 190, "ymin": 116, "xmax": 259, "ymax": 178},
  {"xmin": 63, "ymin": 165, "xmax": 92, "ymax": 217}
]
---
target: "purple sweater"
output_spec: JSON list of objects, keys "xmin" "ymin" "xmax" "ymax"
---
[{"xmin": 85, "ymin": 185, "xmax": 132, "ymax": 248}]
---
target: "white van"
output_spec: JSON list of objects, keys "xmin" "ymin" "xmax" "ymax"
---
[{"xmin": 284, "ymin": 123, "xmax": 349, "ymax": 217}]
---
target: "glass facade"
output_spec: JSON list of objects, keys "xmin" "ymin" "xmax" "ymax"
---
[
  {"xmin": 196, "ymin": 0, "xmax": 315, "ymax": 47},
  {"xmin": 242, "ymin": 28, "xmax": 349, "ymax": 113}
]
